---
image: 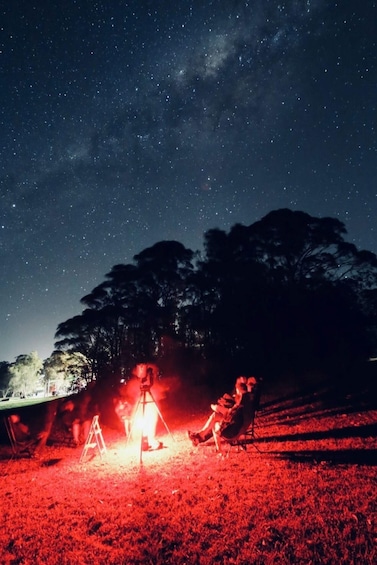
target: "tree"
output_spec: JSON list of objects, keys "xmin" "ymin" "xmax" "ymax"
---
[
  {"xmin": 246, "ymin": 209, "xmax": 377, "ymax": 289},
  {"xmin": 189, "ymin": 224, "xmax": 275, "ymax": 381},
  {"xmin": 55, "ymin": 241, "xmax": 195, "ymax": 386},
  {"xmin": 193, "ymin": 209, "xmax": 377, "ymax": 379},
  {"xmin": 55, "ymin": 210, "xmax": 377, "ymax": 387},
  {"xmin": 43, "ymin": 351, "xmax": 91, "ymax": 395},
  {"xmin": 0, "ymin": 361, "xmax": 11, "ymax": 398},
  {"xmin": 133, "ymin": 240, "xmax": 195, "ymax": 354},
  {"xmin": 8, "ymin": 352, "xmax": 43, "ymax": 397},
  {"xmin": 55, "ymin": 310, "xmax": 109, "ymax": 380}
]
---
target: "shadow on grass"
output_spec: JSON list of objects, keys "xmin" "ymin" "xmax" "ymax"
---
[
  {"xmin": 261, "ymin": 380, "xmax": 377, "ymax": 419},
  {"xmin": 261, "ymin": 385, "xmax": 330, "ymax": 413},
  {"xmin": 258, "ymin": 422, "xmax": 377, "ymax": 443},
  {"xmin": 261, "ymin": 404, "xmax": 376, "ymax": 430},
  {"xmin": 272, "ymin": 448, "xmax": 377, "ymax": 466},
  {"xmin": 41, "ymin": 458, "xmax": 63, "ymax": 467}
]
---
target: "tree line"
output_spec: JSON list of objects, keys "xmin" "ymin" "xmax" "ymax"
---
[
  {"xmin": 1, "ymin": 209, "xmax": 377, "ymax": 396},
  {"xmin": 0, "ymin": 351, "xmax": 90, "ymax": 399},
  {"xmin": 54, "ymin": 209, "xmax": 377, "ymax": 391}
]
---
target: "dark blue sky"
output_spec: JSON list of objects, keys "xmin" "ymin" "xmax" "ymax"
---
[{"xmin": 1, "ymin": 1, "xmax": 376, "ymax": 362}]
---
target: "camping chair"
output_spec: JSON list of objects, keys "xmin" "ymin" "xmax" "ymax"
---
[
  {"xmin": 241, "ymin": 381, "xmax": 263, "ymax": 443},
  {"xmin": 3, "ymin": 415, "xmax": 36, "ymax": 460},
  {"xmin": 213, "ymin": 392, "xmax": 261, "ymax": 456}
]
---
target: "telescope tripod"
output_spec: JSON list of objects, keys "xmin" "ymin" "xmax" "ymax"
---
[{"xmin": 128, "ymin": 387, "xmax": 173, "ymax": 464}]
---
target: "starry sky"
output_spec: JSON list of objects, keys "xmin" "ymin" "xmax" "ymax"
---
[{"xmin": 1, "ymin": 1, "xmax": 376, "ymax": 363}]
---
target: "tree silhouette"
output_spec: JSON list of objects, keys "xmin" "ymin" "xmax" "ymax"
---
[
  {"xmin": 54, "ymin": 210, "xmax": 377, "ymax": 388},
  {"xmin": 55, "ymin": 241, "xmax": 195, "ymax": 386},
  {"xmin": 188, "ymin": 209, "xmax": 377, "ymax": 382}
]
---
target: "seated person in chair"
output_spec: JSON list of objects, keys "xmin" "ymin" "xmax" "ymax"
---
[
  {"xmin": 188, "ymin": 381, "xmax": 247, "ymax": 446},
  {"xmin": 8, "ymin": 414, "xmax": 47, "ymax": 457},
  {"xmin": 247, "ymin": 375, "xmax": 262, "ymax": 407},
  {"xmin": 213, "ymin": 386, "xmax": 257, "ymax": 452}
]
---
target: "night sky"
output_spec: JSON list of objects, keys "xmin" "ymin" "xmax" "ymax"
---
[{"xmin": 1, "ymin": 1, "xmax": 376, "ymax": 362}]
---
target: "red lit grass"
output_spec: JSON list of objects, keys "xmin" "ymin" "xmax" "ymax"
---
[{"xmin": 1, "ymin": 386, "xmax": 376, "ymax": 565}]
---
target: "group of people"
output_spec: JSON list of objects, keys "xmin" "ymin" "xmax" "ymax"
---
[
  {"xmin": 5, "ymin": 383, "xmax": 99, "ymax": 458},
  {"xmin": 188, "ymin": 375, "xmax": 261, "ymax": 449},
  {"xmin": 6, "ymin": 371, "xmax": 261, "ymax": 457},
  {"xmin": 59, "ymin": 385, "xmax": 98, "ymax": 447}
]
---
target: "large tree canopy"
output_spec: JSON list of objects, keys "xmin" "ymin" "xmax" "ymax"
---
[
  {"xmin": 55, "ymin": 241, "xmax": 196, "ymax": 386},
  {"xmin": 8, "ymin": 352, "xmax": 43, "ymax": 397},
  {"xmin": 55, "ymin": 210, "xmax": 377, "ymax": 388},
  {"xmin": 197, "ymin": 210, "xmax": 377, "ymax": 377},
  {"xmin": 220, "ymin": 209, "xmax": 377, "ymax": 288}
]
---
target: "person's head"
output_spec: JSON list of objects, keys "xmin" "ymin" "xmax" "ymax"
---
[
  {"xmin": 10, "ymin": 414, "xmax": 20, "ymax": 424},
  {"xmin": 236, "ymin": 382, "xmax": 247, "ymax": 395},
  {"xmin": 235, "ymin": 375, "xmax": 247, "ymax": 387},
  {"xmin": 62, "ymin": 400, "xmax": 74, "ymax": 412},
  {"xmin": 247, "ymin": 376, "xmax": 257, "ymax": 392}
]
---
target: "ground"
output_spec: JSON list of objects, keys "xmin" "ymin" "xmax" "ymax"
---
[{"xmin": 0, "ymin": 382, "xmax": 376, "ymax": 565}]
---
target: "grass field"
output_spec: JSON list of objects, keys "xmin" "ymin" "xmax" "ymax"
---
[
  {"xmin": 0, "ymin": 381, "xmax": 376, "ymax": 564},
  {"xmin": 0, "ymin": 396, "xmax": 57, "ymax": 411}
]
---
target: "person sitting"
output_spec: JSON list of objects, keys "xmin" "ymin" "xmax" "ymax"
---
[
  {"xmin": 188, "ymin": 381, "xmax": 247, "ymax": 447},
  {"xmin": 60, "ymin": 391, "xmax": 96, "ymax": 447},
  {"xmin": 8, "ymin": 414, "xmax": 47, "ymax": 457},
  {"xmin": 246, "ymin": 375, "xmax": 257, "ymax": 393},
  {"xmin": 59, "ymin": 400, "xmax": 80, "ymax": 445},
  {"xmin": 246, "ymin": 375, "xmax": 262, "ymax": 413},
  {"xmin": 235, "ymin": 375, "xmax": 247, "ymax": 389},
  {"xmin": 9, "ymin": 414, "xmax": 32, "ymax": 443},
  {"xmin": 114, "ymin": 397, "xmax": 132, "ymax": 436},
  {"xmin": 213, "ymin": 386, "xmax": 258, "ymax": 452},
  {"xmin": 209, "ymin": 392, "xmax": 236, "ymax": 417}
]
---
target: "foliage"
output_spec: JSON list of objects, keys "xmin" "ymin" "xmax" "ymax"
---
[
  {"xmin": 0, "ymin": 361, "xmax": 11, "ymax": 398},
  {"xmin": 54, "ymin": 210, "xmax": 377, "ymax": 390},
  {"xmin": 7, "ymin": 352, "xmax": 43, "ymax": 397},
  {"xmin": 55, "ymin": 241, "xmax": 196, "ymax": 388},
  {"xmin": 43, "ymin": 351, "xmax": 91, "ymax": 394}
]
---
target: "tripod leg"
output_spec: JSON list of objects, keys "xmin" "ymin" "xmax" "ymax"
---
[
  {"xmin": 147, "ymin": 390, "xmax": 174, "ymax": 441},
  {"xmin": 139, "ymin": 390, "xmax": 147, "ymax": 464},
  {"xmin": 127, "ymin": 388, "xmax": 174, "ymax": 464},
  {"xmin": 126, "ymin": 396, "xmax": 141, "ymax": 448}
]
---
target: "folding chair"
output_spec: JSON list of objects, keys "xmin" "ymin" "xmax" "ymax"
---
[
  {"xmin": 237, "ymin": 410, "xmax": 261, "ymax": 453},
  {"xmin": 3, "ymin": 415, "xmax": 36, "ymax": 460}
]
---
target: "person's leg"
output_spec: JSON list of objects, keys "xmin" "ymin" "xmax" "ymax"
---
[
  {"xmin": 213, "ymin": 422, "xmax": 222, "ymax": 452},
  {"xmin": 211, "ymin": 403, "xmax": 229, "ymax": 417},
  {"xmin": 188, "ymin": 409, "xmax": 226, "ymax": 446},
  {"xmin": 123, "ymin": 417, "xmax": 131, "ymax": 436},
  {"xmin": 198, "ymin": 412, "xmax": 217, "ymax": 433},
  {"xmin": 72, "ymin": 421, "xmax": 80, "ymax": 445},
  {"xmin": 197, "ymin": 429, "xmax": 213, "ymax": 442},
  {"xmin": 82, "ymin": 419, "xmax": 91, "ymax": 442},
  {"xmin": 33, "ymin": 401, "xmax": 59, "ymax": 456},
  {"xmin": 188, "ymin": 412, "xmax": 222, "ymax": 446}
]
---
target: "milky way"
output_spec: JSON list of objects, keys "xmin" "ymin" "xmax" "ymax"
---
[{"xmin": 1, "ymin": 1, "xmax": 376, "ymax": 361}]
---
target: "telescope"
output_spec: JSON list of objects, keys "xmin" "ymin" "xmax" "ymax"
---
[{"xmin": 134, "ymin": 363, "xmax": 156, "ymax": 391}]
